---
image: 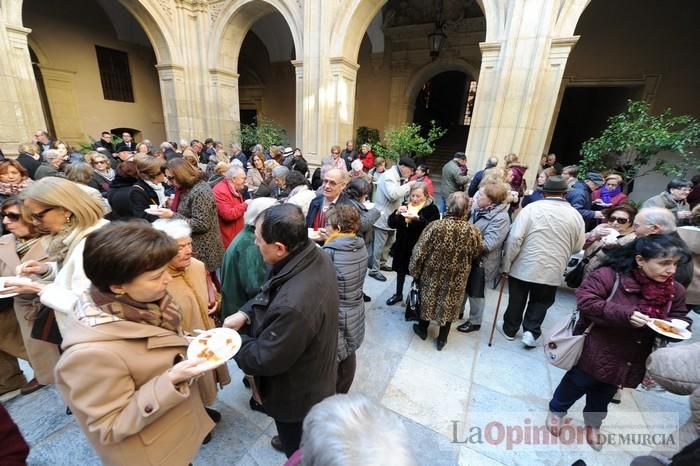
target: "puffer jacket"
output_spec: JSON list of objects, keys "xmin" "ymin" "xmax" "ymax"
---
[
  {"xmin": 470, "ymin": 202, "xmax": 511, "ymax": 284},
  {"xmin": 574, "ymin": 266, "xmax": 690, "ymax": 388},
  {"xmin": 646, "ymin": 342, "xmax": 700, "ymax": 456},
  {"xmin": 642, "ymin": 191, "xmax": 691, "ymax": 225},
  {"xmin": 323, "ymin": 234, "xmax": 368, "ymax": 362}
]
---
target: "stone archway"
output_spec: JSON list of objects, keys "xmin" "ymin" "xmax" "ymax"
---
[{"xmin": 207, "ymin": 0, "xmax": 303, "ymax": 147}]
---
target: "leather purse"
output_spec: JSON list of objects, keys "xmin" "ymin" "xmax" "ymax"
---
[
  {"xmin": 404, "ymin": 280, "xmax": 420, "ymax": 322},
  {"xmin": 30, "ymin": 304, "xmax": 63, "ymax": 345},
  {"xmin": 543, "ymin": 274, "xmax": 619, "ymax": 370}
]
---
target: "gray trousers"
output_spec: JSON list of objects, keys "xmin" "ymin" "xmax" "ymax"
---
[
  {"xmin": 370, "ymin": 227, "xmax": 395, "ymax": 273},
  {"xmin": 466, "ymin": 296, "xmax": 485, "ymax": 325}
]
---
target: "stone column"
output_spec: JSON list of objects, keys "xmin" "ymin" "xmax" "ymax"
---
[
  {"xmin": 327, "ymin": 57, "xmax": 360, "ymax": 153},
  {"xmin": 291, "ymin": 59, "xmax": 304, "ymax": 148},
  {"xmin": 465, "ymin": 0, "xmax": 588, "ymax": 185},
  {"xmin": 0, "ymin": 22, "xmax": 44, "ymax": 153},
  {"xmin": 156, "ymin": 64, "xmax": 188, "ymax": 142},
  {"xmin": 39, "ymin": 67, "xmax": 84, "ymax": 141},
  {"xmin": 208, "ymin": 68, "xmax": 239, "ymax": 145}
]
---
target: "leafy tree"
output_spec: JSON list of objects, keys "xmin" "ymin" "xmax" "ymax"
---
[
  {"xmin": 580, "ymin": 100, "xmax": 700, "ymax": 183},
  {"xmin": 234, "ymin": 116, "xmax": 288, "ymax": 152},
  {"xmin": 356, "ymin": 126, "xmax": 380, "ymax": 146},
  {"xmin": 373, "ymin": 121, "xmax": 446, "ymax": 162}
]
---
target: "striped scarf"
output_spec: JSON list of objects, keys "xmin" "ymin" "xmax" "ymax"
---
[{"xmin": 89, "ymin": 285, "xmax": 182, "ymax": 333}]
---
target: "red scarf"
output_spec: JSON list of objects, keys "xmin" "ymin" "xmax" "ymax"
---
[
  {"xmin": 170, "ymin": 187, "xmax": 185, "ymax": 212},
  {"xmin": 631, "ymin": 268, "xmax": 675, "ymax": 318}
]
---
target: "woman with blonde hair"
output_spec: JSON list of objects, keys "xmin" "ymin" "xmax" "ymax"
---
[
  {"xmin": 85, "ymin": 150, "xmax": 115, "ymax": 192},
  {"xmin": 246, "ymin": 152, "xmax": 265, "ymax": 194},
  {"xmin": 9, "ymin": 177, "xmax": 108, "ymax": 334},
  {"xmin": 182, "ymin": 147, "xmax": 206, "ymax": 173}
]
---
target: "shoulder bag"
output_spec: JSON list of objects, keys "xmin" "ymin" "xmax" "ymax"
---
[
  {"xmin": 564, "ymin": 245, "xmax": 604, "ymax": 288},
  {"xmin": 543, "ymin": 274, "xmax": 619, "ymax": 370},
  {"xmin": 404, "ymin": 280, "xmax": 420, "ymax": 322}
]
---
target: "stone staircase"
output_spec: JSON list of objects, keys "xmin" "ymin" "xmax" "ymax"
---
[{"xmin": 422, "ymin": 125, "xmax": 469, "ymax": 182}]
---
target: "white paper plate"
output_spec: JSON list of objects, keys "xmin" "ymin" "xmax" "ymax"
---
[
  {"xmin": 144, "ymin": 208, "xmax": 163, "ymax": 215},
  {"xmin": 187, "ymin": 327, "xmax": 242, "ymax": 370},
  {"xmin": 308, "ymin": 228, "xmax": 322, "ymax": 240},
  {"xmin": 646, "ymin": 319, "xmax": 692, "ymax": 340},
  {"xmin": 0, "ymin": 276, "xmax": 33, "ymax": 298},
  {"xmin": 363, "ymin": 201, "xmax": 375, "ymax": 210}
]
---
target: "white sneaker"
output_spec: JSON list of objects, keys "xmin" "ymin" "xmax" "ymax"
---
[
  {"xmin": 521, "ymin": 331, "xmax": 537, "ymax": 348},
  {"xmin": 496, "ymin": 321, "xmax": 515, "ymax": 341}
]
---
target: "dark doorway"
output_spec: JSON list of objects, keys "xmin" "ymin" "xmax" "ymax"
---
[
  {"xmin": 240, "ymin": 109, "xmax": 257, "ymax": 126},
  {"xmin": 29, "ymin": 47, "xmax": 56, "ymax": 138},
  {"xmin": 549, "ymin": 85, "xmax": 644, "ymax": 166}
]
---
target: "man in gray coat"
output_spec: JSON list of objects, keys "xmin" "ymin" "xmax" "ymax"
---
[
  {"xmin": 368, "ymin": 157, "xmax": 416, "ymax": 281},
  {"xmin": 500, "ymin": 176, "xmax": 585, "ymax": 348},
  {"xmin": 441, "ymin": 152, "xmax": 470, "ymax": 211}
]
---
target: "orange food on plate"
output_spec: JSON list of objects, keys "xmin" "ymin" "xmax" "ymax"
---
[{"xmin": 654, "ymin": 320, "xmax": 681, "ymax": 336}]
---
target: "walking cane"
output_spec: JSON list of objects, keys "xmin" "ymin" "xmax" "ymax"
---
[{"xmin": 488, "ymin": 275, "xmax": 507, "ymax": 347}]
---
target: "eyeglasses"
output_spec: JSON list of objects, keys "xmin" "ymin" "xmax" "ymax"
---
[
  {"xmin": 608, "ymin": 216, "xmax": 629, "ymax": 225},
  {"xmin": 331, "ymin": 152, "xmax": 340, "ymax": 156},
  {"xmin": 2, "ymin": 212, "xmax": 21, "ymax": 222},
  {"xmin": 31, "ymin": 207, "xmax": 56, "ymax": 221},
  {"xmin": 671, "ymin": 187, "xmax": 692, "ymax": 193},
  {"xmin": 322, "ymin": 179, "xmax": 339, "ymax": 187},
  {"xmin": 93, "ymin": 160, "xmax": 107, "ymax": 165}
]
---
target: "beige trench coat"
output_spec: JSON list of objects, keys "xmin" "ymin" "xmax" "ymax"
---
[
  {"xmin": 0, "ymin": 234, "xmax": 60, "ymax": 384},
  {"xmin": 55, "ymin": 315, "xmax": 214, "ymax": 466}
]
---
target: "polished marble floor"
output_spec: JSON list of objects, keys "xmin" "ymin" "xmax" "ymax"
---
[{"xmin": 4, "ymin": 271, "xmax": 696, "ymax": 466}]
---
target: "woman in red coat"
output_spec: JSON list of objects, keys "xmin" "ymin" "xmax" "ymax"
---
[
  {"xmin": 213, "ymin": 166, "xmax": 249, "ymax": 249},
  {"xmin": 546, "ymin": 234, "xmax": 691, "ymax": 451},
  {"xmin": 358, "ymin": 144, "xmax": 375, "ymax": 172},
  {"xmin": 591, "ymin": 174, "xmax": 628, "ymax": 209}
]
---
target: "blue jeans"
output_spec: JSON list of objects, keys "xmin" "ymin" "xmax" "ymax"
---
[{"xmin": 549, "ymin": 367, "xmax": 618, "ymax": 428}]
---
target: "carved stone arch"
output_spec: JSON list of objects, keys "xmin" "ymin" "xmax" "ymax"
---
[
  {"xmin": 115, "ymin": 0, "xmax": 178, "ymax": 64},
  {"xmin": 26, "ymin": 36, "xmax": 49, "ymax": 65},
  {"xmin": 330, "ymin": 0, "xmax": 386, "ymax": 61},
  {"xmin": 404, "ymin": 58, "xmax": 480, "ymax": 121},
  {"xmin": 552, "ymin": 0, "xmax": 591, "ymax": 37},
  {"xmin": 208, "ymin": 0, "xmax": 302, "ymax": 73}
]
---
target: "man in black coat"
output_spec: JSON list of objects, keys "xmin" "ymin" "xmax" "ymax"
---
[
  {"xmin": 306, "ymin": 168, "xmax": 353, "ymax": 229},
  {"xmin": 92, "ymin": 131, "xmax": 114, "ymax": 153},
  {"xmin": 225, "ymin": 204, "xmax": 339, "ymax": 458}
]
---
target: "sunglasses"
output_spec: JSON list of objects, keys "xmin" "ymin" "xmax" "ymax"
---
[
  {"xmin": 93, "ymin": 160, "xmax": 108, "ymax": 165},
  {"xmin": 608, "ymin": 216, "xmax": 629, "ymax": 225},
  {"xmin": 31, "ymin": 206, "xmax": 57, "ymax": 221},
  {"xmin": 2, "ymin": 212, "xmax": 21, "ymax": 222}
]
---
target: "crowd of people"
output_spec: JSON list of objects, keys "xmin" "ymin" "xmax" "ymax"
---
[{"xmin": 0, "ymin": 129, "xmax": 699, "ymax": 464}]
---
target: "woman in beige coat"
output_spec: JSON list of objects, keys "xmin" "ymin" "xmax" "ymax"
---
[
  {"xmin": 0, "ymin": 197, "xmax": 60, "ymax": 390},
  {"xmin": 55, "ymin": 222, "xmax": 217, "ymax": 466},
  {"xmin": 152, "ymin": 219, "xmax": 231, "ymax": 410}
]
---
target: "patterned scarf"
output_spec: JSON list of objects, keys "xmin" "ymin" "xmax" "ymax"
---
[
  {"xmin": 0, "ymin": 178, "xmax": 32, "ymax": 196},
  {"xmin": 631, "ymin": 268, "xmax": 675, "ymax": 318},
  {"xmin": 170, "ymin": 187, "xmax": 185, "ymax": 212},
  {"xmin": 89, "ymin": 285, "xmax": 182, "ymax": 333},
  {"xmin": 15, "ymin": 237, "xmax": 41, "ymax": 260}
]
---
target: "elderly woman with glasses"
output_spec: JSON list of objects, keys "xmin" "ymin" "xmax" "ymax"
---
[
  {"xmin": 0, "ymin": 198, "xmax": 60, "ymax": 394},
  {"xmin": 85, "ymin": 151, "xmax": 115, "ymax": 192},
  {"xmin": 642, "ymin": 178, "xmax": 693, "ymax": 225},
  {"xmin": 8, "ymin": 177, "xmax": 108, "ymax": 335},
  {"xmin": 581, "ymin": 204, "xmax": 638, "ymax": 279},
  {"xmin": 592, "ymin": 174, "xmax": 628, "ymax": 209}
]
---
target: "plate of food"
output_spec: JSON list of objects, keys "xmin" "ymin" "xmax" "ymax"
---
[
  {"xmin": 187, "ymin": 327, "xmax": 242, "ymax": 369},
  {"xmin": 646, "ymin": 319, "xmax": 692, "ymax": 340},
  {"xmin": 308, "ymin": 228, "xmax": 322, "ymax": 241},
  {"xmin": 0, "ymin": 276, "xmax": 33, "ymax": 298}
]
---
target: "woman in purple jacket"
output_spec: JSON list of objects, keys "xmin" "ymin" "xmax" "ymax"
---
[{"xmin": 546, "ymin": 234, "xmax": 691, "ymax": 451}]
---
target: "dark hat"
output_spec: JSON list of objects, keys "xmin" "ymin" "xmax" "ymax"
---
[
  {"xmin": 585, "ymin": 172, "xmax": 604, "ymax": 187},
  {"xmin": 453, "ymin": 152, "xmax": 467, "ymax": 160},
  {"xmin": 542, "ymin": 175, "xmax": 569, "ymax": 193},
  {"xmin": 398, "ymin": 156, "xmax": 416, "ymax": 169}
]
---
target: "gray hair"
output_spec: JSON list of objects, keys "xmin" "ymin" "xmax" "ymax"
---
[
  {"xmin": 152, "ymin": 218, "xmax": 191, "ymax": 240},
  {"xmin": 231, "ymin": 143, "xmax": 241, "ymax": 151},
  {"xmin": 637, "ymin": 207, "xmax": 677, "ymax": 234},
  {"xmin": 301, "ymin": 394, "xmax": 415, "ymax": 466},
  {"xmin": 225, "ymin": 166, "xmax": 246, "ymax": 180},
  {"xmin": 271, "ymin": 165, "xmax": 289, "ymax": 179},
  {"xmin": 446, "ymin": 192, "xmax": 470, "ymax": 218},
  {"xmin": 42, "ymin": 149, "xmax": 61, "ymax": 162},
  {"xmin": 244, "ymin": 197, "xmax": 279, "ymax": 226},
  {"xmin": 160, "ymin": 141, "xmax": 173, "ymax": 150},
  {"xmin": 65, "ymin": 162, "xmax": 94, "ymax": 185}
]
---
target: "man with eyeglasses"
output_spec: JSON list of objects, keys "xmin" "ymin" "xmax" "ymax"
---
[
  {"xmin": 642, "ymin": 178, "xmax": 693, "ymax": 225},
  {"xmin": 33, "ymin": 130, "xmax": 53, "ymax": 157},
  {"xmin": 306, "ymin": 168, "xmax": 352, "ymax": 235},
  {"xmin": 92, "ymin": 131, "xmax": 114, "ymax": 154},
  {"xmin": 368, "ymin": 156, "xmax": 416, "ymax": 281},
  {"xmin": 322, "ymin": 145, "xmax": 348, "ymax": 172}
]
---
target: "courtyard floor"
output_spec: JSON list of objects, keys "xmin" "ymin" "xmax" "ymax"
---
[{"xmin": 4, "ymin": 271, "xmax": 696, "ymax": 466}]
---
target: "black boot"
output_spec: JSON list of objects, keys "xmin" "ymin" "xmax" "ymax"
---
[
  {"xmin": 363, "ymin": 293, "xmax": 371, "ymax": 302},
  {"xmin": 412, "ymin": 323, "xmax": 428, "ymax": 340}
]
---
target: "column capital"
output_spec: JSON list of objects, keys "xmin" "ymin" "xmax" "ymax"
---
[
  {"xmin": 155, "ymin": 64, "xmax": 186, "ymax": 79},
  {"xmin": 329, "ymin": 57, "xmax": 360, "ymax": 74},
  {"xmin": 208, "ymin": 68, "xmax": 239, "ymax": 83}
]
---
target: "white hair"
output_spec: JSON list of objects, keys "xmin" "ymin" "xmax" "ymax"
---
[
  {"xmin": 230, "ymin": 159, "xmax": 243, "ymax": 169},
  {"xmin": 160, "ymin": 141, "xmax": 173, "ymax": 150},
  {"xmin": 244, "ymin": 197, "xmax": 279, "ymax": 226},
  {"xmin": 42, "ymin": 149, "xmax": 60, "ymax": 162},
  {"xmin": 225, "ymin": 166, "xmax": 245, "ymax": 179},
  {"xmin": 152, "ymin": 218, "xmax": 191, "ymax": 240},
  {"xmin": 351, "ymin": 159, "xmax": 363, "ymax": 172},
  {"xmin": 301, "ymin": 394, "xmax": 415, "ymax": 466},
  {"xmin": 637, "ymin": 207, "xmax": 677, "ymax": 234}
]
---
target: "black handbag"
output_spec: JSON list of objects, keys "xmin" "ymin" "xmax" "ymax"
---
[
  {"xmin": 466, "ymin": 258, "xmax": 486, "ymax": 298},
  {"xmin": 30, "ymin": 304, "xmax": 62, "ymax": 345},
  {"xmin": 565, "ymin": 246, "xmax": 603, "ymax": 288},
  {"xmin": 404, "ymin": 280, "xmax": 420, "ymax": 322}
]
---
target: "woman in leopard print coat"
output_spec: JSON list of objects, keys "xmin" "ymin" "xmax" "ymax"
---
[{"xmin": 409, "ymin": 192, "xmax": 483, "ymax": 350}]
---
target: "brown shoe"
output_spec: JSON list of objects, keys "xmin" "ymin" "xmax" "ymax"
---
[{"xmin": 20, "ymin": 378, "xmax": 45, "ymax": 396}]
